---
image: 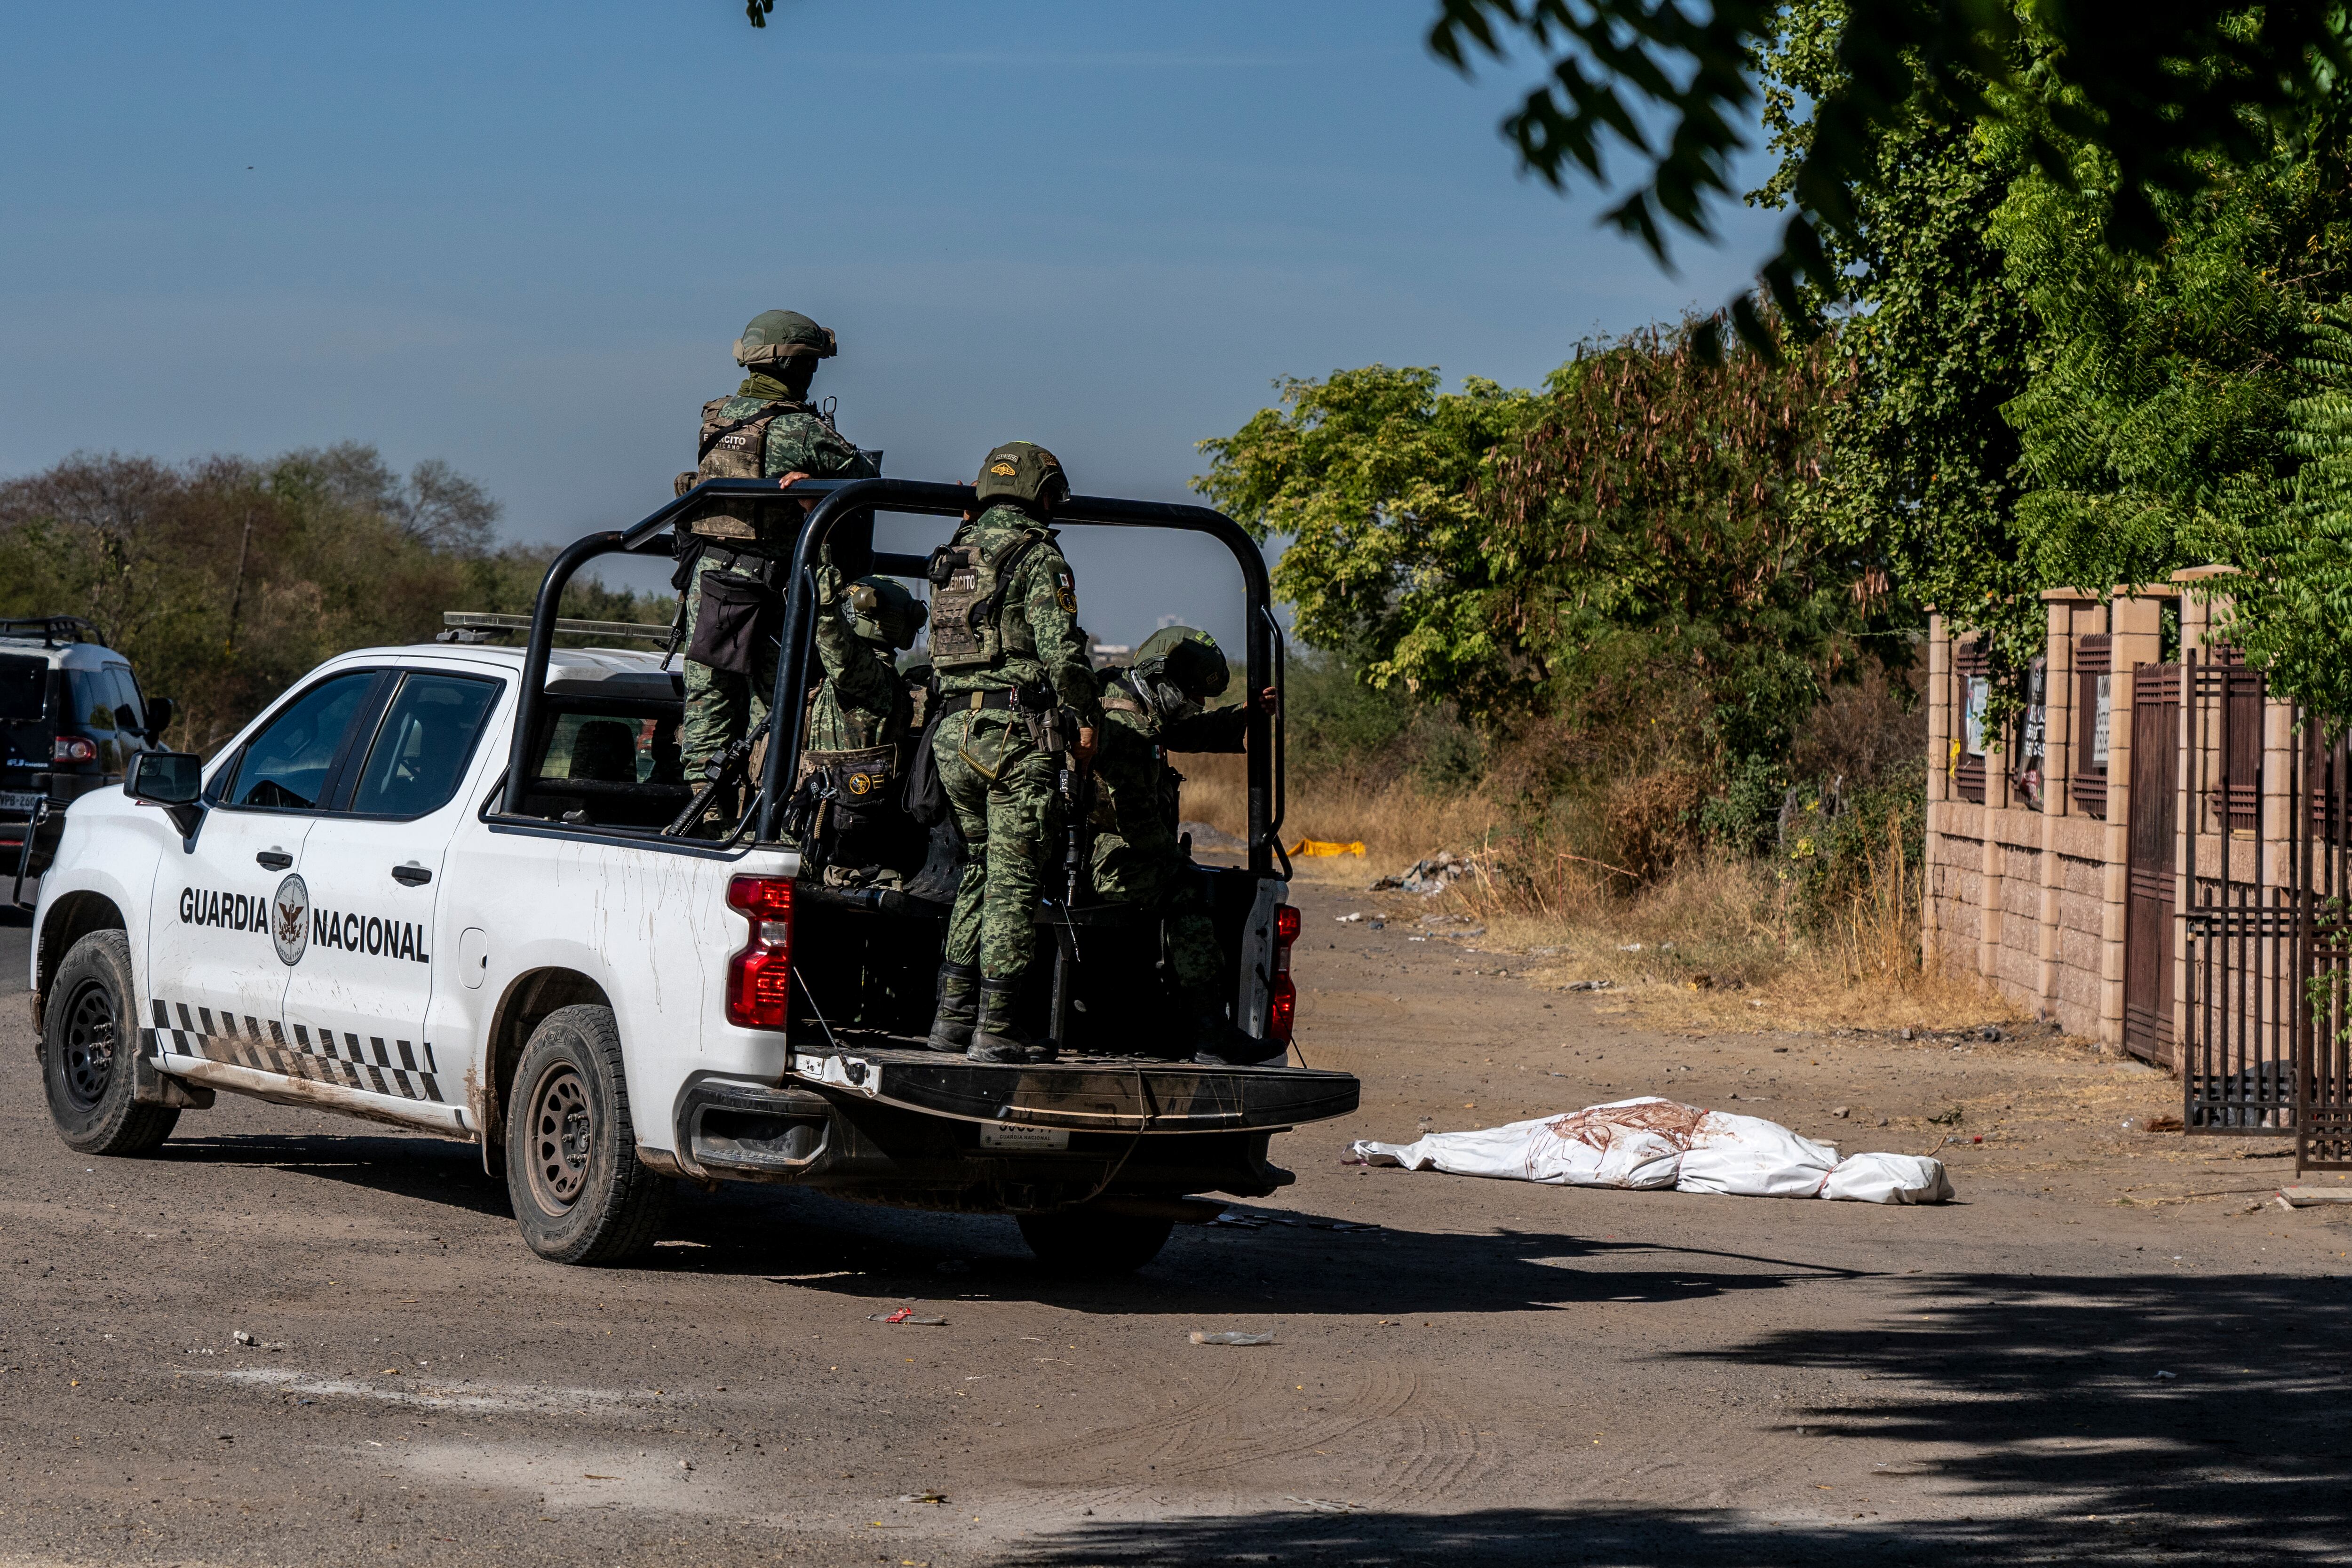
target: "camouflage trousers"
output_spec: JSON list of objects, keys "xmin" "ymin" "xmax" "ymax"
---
[
  {"xmin": 680, "ymin": 553, "xmax": 777, "ymax": 777},
  {"xmin": 934, "ymin": 706, "xmax": 1061, "ymax": 981},
  {"xmin": 1089, "ymin": 835, "xmax": 1223, "ymax": 993}
]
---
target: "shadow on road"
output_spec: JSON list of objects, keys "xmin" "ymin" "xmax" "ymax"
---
[
  {"xmin": 137, "ymin": 1128, "xmax": 1873, "ymax": 1313},
  {"xmin": 1001, "ymin": 1269, "xmax": 2352, "ymax": 1563},
  {"xmin": 153, "ymin": 1131, "xmax": 511, "ymax": 1219},
  {"xmin": 997, "ymin": 1493, "xmax": 2335, "ymax": 1567}
]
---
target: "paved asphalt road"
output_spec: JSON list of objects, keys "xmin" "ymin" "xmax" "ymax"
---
[{"xmin": 0, "ymin": 876, "xmax": 2348, "ymax": 1567}]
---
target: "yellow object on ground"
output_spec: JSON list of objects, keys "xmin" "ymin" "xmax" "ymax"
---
[{"xmin": 1288, "ymin": 838, "xmax": 1366, "ymax": 857}]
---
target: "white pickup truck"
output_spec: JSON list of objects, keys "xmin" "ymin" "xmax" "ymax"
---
[{"xmin": 30, "ymin": 478, "xmax": 1355, "ymax": 1274}]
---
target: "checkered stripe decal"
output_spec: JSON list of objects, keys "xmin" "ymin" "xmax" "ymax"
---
[{"xmin": 144, "ymin": 999, "xmax": 445, "ymax": 1104}]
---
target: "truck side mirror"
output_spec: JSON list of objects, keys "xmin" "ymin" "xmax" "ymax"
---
[
  {"xmin": 126, "ymin": 750, "xmax": 203, "ymax": 836},
  {"xmin": 140, "ymin": 695, "xmax": 175, "ymax": 740}
]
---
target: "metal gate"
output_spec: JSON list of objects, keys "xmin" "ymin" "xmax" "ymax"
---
[
  {"xmin": 2179, "ymin": 653, "xmax": 2289, "ymax": 1130},
  {"xmin": 2124, "ymin": 663, "xmax": 2181, "ymax": 1063},
  {"xmin": 2175, "ymin": 650, "xmax": 2352, "ymax": 1170},
  {"xmin": 2296, "ymin": 726, "xmax": 2352, "ymax": 1169}
]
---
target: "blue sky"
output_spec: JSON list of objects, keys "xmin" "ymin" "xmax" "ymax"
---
[{"xmin": 0, "ymin": 1, "xmax": 1780, "ymax": 646}]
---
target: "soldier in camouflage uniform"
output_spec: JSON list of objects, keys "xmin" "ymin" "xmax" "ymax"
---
[
  {"xmin": 1089, "ymin": 626, "xmax": 1282, "ymax": 1063},
  {"xmin": 922, "ymin": 442, "xmax": 1099, "ymax": 1064},
  {"xmin": 797, "ymin": 565, "xmax": 921, "ymax": 880},
  {"xmin": 674, "ymin": 310, "xmax": 874, "ymax": 821}
]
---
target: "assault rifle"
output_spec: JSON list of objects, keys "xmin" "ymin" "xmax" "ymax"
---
[
  {"xmin": 664, "ymin": 730, "xmax": 761, "ymax": 839},
  {"xmin": 1047, "ymin": 706, "xmax": 1092, "ymax": 1049}
]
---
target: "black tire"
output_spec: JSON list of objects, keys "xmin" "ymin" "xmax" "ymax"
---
[
  {"xmin": 43, "ymin": 929, "xmax": 178, "ymax": 1156},
  {"xmin": 503, "ymin": 1003, "xmax": 669, "ymax": 1265},
  {"xmin": 1017, "ymin": 1210, "xmax": 1175, "ymax": 1276}
]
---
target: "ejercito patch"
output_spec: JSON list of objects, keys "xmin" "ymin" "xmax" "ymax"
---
[{"xmin": 1054, "ymin": 568, "xmax": 1076, "ymax": 613}]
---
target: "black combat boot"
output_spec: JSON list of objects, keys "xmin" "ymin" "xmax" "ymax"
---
[
  {"xmin": 925, "ymin": 963, "xmax": 980, "ymax": 1051},
  {"xmin": 1187, "ymin": 998, "xmax": 1284, "ymax": 1067},
  {"xmin": 968, "ymin": 978, "xmax": 1057, "ymax": 1065}
]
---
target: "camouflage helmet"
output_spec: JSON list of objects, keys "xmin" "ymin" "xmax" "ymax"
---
[
  {"xmin": 733, "ymin": 310, "xmax": 838, "ymax": 369},
  {"xmin": 844, "ymin": 575, "xmax": 922, "ymax": 651},
  {"xmin": 1132, "ymin": 624, "xmax": 1230, "ymax": 702},
  {"xmin": 973, "ymin": 441, "xmax": 1071, "ymax": 510}
]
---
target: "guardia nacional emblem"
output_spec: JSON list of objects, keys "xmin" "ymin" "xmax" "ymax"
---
[{"xmin": 271, "ymin": 874, "xmax": 310, "ymax": 967}]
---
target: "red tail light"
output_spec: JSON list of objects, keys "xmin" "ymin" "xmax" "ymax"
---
[
  {"xmin": 724, "ymin": 875, "xmax": 794, "ymax": 1030},
  {"xmin": 1267, "ymin": 901, "xmax": 1300, "ymax": 1044},
  {"xmin": 53, "ymin": 736, "xmax": 95, "ymax": 765}
]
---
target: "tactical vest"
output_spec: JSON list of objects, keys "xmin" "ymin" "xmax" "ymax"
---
[
  {"xmin": 684, "ymin": 397, "xmax": 813, "ymax": 542},
  {"xmin": 925, "ymin": 527, "xmax": 1047, "ymax": 670}
]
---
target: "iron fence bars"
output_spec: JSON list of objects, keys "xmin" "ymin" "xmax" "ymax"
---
[
  {"xmin": 2298, "ymin": 724, "xmax": 2352, "ymax": 1170},
  {"xmin": 2180, "ymin": 651, "xmax": 2303, "ymax": 1135}
]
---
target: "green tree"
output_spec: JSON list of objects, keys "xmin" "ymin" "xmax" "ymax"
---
[
  {"xmin": 1195, "ymin": 315, "xmax": 1879, "ymax": 774},
  {"xmin": 1756, "ymin": 4, "xmax": 2352, "ymax": 726},
  {"xmin": 0, "ymin": 447, "xmax": 672, "ymax": 753},
  {"xmin": 1425, "ymin": 0, "xmax": 2349, "ymax": 349},
  {"xmin": 1193, "ymin": 366, "xmax": 1541, "ymax": 713},
  {"xmin": 1755, "ymin": 6, "xmax": 2043, "ymax": 678},
  {"xmin": 1994, "ymin": 103, "xmax": 2352, "ymax": 604},
  {"xmin": 2219, "ymin": 304, "xmax": 2352, "ymax": 720}
]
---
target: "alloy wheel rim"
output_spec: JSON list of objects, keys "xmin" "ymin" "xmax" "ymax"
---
[{"xmin": 527, "ymin": 1063, "xmax": 594, "ymax": 1215}]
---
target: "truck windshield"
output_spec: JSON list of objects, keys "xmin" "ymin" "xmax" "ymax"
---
[{"xmin": 0, "ymin": 657, "xmax": 44, "ymax": 724}]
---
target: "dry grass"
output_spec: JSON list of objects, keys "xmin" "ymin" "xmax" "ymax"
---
[
  {"xmin": 1174, "ymin": 752, "xmax": 2016, "ymax": 1036},
  {"xmin": 1171, "ymin": 750, "xmax": 1510, "ymax": 867}
]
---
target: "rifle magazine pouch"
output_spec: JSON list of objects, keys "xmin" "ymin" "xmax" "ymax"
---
[{"xmin": 685, "ymin": 569, "xmax": 780, "ymax": 676}]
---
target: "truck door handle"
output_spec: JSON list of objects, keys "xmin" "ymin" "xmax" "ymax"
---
[
  {"xmin": 255, "ymin": 850, "xmax": 293, "ymax": 871},
  {"xmin": 391, "ymin": 865, "xmax": 432, "ymax": 886}
]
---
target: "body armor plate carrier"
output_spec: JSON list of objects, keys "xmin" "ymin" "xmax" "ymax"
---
[
  {"xmin": 925, "ymin": 528, "xmax": 1046, "ymax": 669},
  {"xmin": 683, "ymin": 397, "xmax": 814, "ymax": 542}
]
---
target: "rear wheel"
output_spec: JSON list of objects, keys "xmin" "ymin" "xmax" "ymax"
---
[
  {"xmin": 504, "ymin": 1004, "xmax": 669, "ymax": 1265},
  {"xmin": 1017, "ymin": 1210, "xmax": 1175, "ymax": 1275},
  {"xmin": 43, "ymin": 929, "xmax": 178, "ymax": 1156}
]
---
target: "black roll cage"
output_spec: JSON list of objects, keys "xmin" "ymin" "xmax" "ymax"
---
[{"xmin": 499, "ymin": 477, "xmax": 1288, "ymax": 876}]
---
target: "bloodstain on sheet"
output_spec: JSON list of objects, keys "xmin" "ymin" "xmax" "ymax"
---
[{"xmin": 1545, "ymin": 1098, "xmax": 1710, "ymax": 1153}]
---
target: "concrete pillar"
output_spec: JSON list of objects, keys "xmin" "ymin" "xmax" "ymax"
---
[
  {"xmin": 1924, "ymin": 613, "xmax": 1949, "ymax": 971},
  {"xmin": 2037, "ymin": 595, "xmax": 2080, "ymax": 1017},
  {"xmin": 2171, "ymin": 642, "xmax": 2196, "ymax": 1071},
  {"xmin": 2099, "ymin": 596, "xmax": 2166, "ymax": 1048}
]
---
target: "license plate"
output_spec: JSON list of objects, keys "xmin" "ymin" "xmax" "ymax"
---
[
  {"xmin": 0, "ymin": 792, "xmax": 43, "ymax": 814},
  {"xmin": 979, "ymin": 1122, "xmax": 1069, "ymax": 1152}
]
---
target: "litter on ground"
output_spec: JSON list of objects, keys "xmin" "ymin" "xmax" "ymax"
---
[
  {"xmin": 1348, "ymin": 1096, "xmax": 1954, "ymax": 1203},
  {"xmin": 1191, "ymin": 1330, "xmax": 1277, "ymax": 1346},
  {"xmin": 1371, "ymin": 852, "xmax": 1469, "ymax": 894},
  {"xmin": 871, "ymin": 1310, "xmax": 950, "ymax": 1325},
  {"xmin": 1289, "ymin": 838, "xmax": 1367, "ymax": 857},
  {"xmin": 2276, "ymin": 1186, "xmax": 2352, "ymax": 1207}
]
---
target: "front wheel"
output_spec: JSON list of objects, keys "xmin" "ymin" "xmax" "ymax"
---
[
  {"xmin": 1017, "ymin": 1210, "xmax": 1175, "ymax": 1275},
  {"xmin": 504, "ymin": 1004, "xmax": 670, "ymax": 1265},
  {"xmin": 43, "ymin": 929, "xmax": 178, "ymax": 1156}
]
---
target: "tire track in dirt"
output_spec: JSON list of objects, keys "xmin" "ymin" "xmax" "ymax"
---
[{"xmin": 999, "ymin": 1361, "xmax": 1496, "ymax": 1507}]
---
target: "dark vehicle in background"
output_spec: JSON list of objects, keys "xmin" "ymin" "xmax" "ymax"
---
[{"xmin": 0, "ymin": 618, "xmax": 171, "ymax": 879}]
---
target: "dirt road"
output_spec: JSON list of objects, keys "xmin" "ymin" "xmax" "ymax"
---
[{"xmin": 1, "ymin": 877, "xmax": 2347, "ymax": 1568}]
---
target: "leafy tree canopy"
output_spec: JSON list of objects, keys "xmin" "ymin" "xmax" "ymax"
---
[
  {"xmin": 0, "ymin": 445, "xmax": 670, "ymax": 753},
  {"xmin": 1756, "ymin": 2, "xmax": 2352, "ymax": 721},
  {"xmin": 1430, "ymin": 0, "xmax": 2351, "ymax": 350},
  {"xmin": 1196, "ymin": 317, "xmax": 1887, "ymax": 771}
]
